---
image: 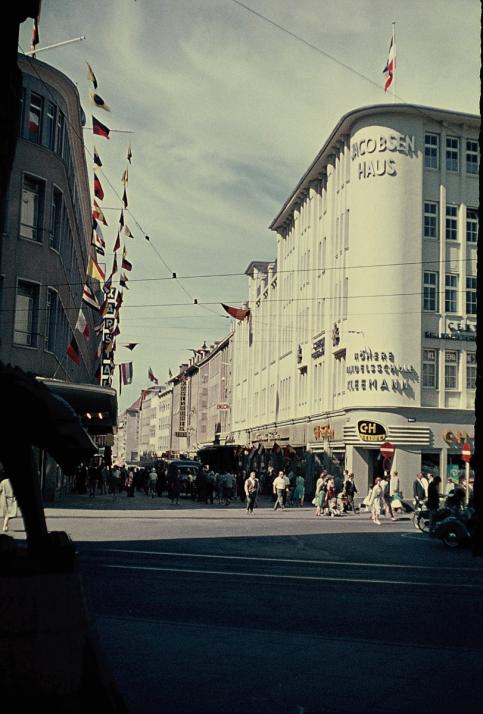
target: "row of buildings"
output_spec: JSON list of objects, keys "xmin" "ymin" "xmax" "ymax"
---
[{"xmin": 113, "ymin": 103, "xmax": 479, "ymax": 500}]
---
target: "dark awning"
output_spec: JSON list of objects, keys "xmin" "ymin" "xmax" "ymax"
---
[{"xmin": 36, "ymin": 378, "xmax": 118, "ymax": 435}]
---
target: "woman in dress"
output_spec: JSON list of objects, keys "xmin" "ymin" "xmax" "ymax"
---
[
  {"xmin": 293, "ymin": 474, "xmax": 305, "ymax": 506},
  {"xmin": 313, "ymin": 471, "xmax": 327, "ymax": 517},
  {"xmin": 0, "ymin": 463, "xmax": 18, "ymax": 532},
  {"xmin": 368, "ymin": 476, "xmax": 384, "ymax": 525}
]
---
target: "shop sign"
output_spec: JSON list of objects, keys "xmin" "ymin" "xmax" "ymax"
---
[
  {"xmin": 443, "ymin": 430, "xmax": 474, "ymax": 447},
  {"xmin": 175, "ymin": 431, "xmax": 188, "ymax": 438},
  {"xmin": 351, "ymin": 133, "xmax": 415, "ymax": 181},
  {"xmin": 346, "ymin": 348, "xmax": 418, "ymax": 396},
  {"xmin": 313, "ymin": 424, "xmax": 335, "ymax": 440},
  {"xmin": 357, "ymin": 420, "xmax": 386, "ymax": 442}
]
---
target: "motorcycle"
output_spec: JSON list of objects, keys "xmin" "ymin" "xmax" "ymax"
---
[{"xmin": 430, "ymin": 505, "xmax": 475, "ymax": 548}]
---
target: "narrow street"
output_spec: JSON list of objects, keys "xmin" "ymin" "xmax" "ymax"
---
[{"xmin": 25, "ymin": 493, "xmax": 483, "ymax": 713}]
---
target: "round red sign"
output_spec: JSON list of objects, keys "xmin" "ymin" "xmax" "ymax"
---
[
  {"xmin": 380, "ymin": 441, "xmax": 395, "ymax": 457},
  {"xmin": 462, "ymin": 443, "xmax": 472, "ymax": 463}
]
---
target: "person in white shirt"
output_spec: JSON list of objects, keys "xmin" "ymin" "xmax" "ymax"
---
[
  {"xmin": 244, "ymin": 471, "xmax": 259, "ymax": 514},
  {"xmin": 273, "ymin": 471, "xmax": 287, "ymax": 511}
]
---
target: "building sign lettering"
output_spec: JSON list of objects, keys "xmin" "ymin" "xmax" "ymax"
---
[
  {"xmin": 351, "ymin": 133, "xmax": 415, "ymax": 181},
  {"xmin": 313, "ymin": 424, "xmax": 335, "ymax": 440},
  {"xmin": 346, "ymin": 348, "xmax": 418, "ymax": 396},
  {"xmin": 443, "ymin": 430, "xmax": 474, "ymax": 447},
  {"xmin": 357, "ymin": 420, "xmax": 387, "ymax": 442}
]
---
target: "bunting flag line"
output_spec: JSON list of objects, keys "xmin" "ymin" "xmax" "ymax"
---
[
  {"xmin": 148, "ymin": 367, "xmax": 159, "ymax": 385},
  {"xmin": 92, "ymin": 218, "xmax": 105, "ymax": 244},
  {"xmin": 124, "ymin": 225, "xmax": 133, "ymax": 238},
  {"xmin": 121, "ymin": 168, "xmax": 129, "ymax": 185},
  {"xmin": 124, "ymin": 343, "xmax": 139, "ymax": 351},
  {"xmin": 87, "ymin": 254, "xmax": 105, "ymax": 282},
  {"xmin": 112, "ymin": 253, "xmax": 118, "ymax": 274},
  {"xmin": 122, "ymin": 246, "xmax": 132, "ymax": 272},
  {"xmin": 89, "ymin": 90, "xmax": 111, "ymax": 112},
  {"xmin": 95, "ymin": 338, "xmax": 103, "ymax": 359},
  {"xmin": 119, "ymin": 209, "xmax": 124, "ymax": 227},
  {"xmin": 92, "ymin": 199, "xmax": 108, "ymax": 225},
  {"xmin": 94, "ymin": 172, "xmax": 104, "ymax": 200},
  {"xmin": 93, "ymin": 147, "xmax": 102, "ymax": 168},
  {"xmin": 221, "ymin": 303, "xmax": 251, "ymax": 321},
  {"xmin": 92, "ymin": 115, "xmax": 110, "ymax": 139},
  {"xmin": 82, "ymin": 284, "xmax": 100, "ymax": 310},
  {"xmin": 120, "ymin": 272, "xmax": 129, "ymax": 289},
  {"xmin": 127, "ymin": 144, "xmax": 132, "ymax": 163},
  {"xmin": 99, "ymin": 297, "xmax": 109, "ymax": 318},
  {"xmin": 168, "ymin": 369, "xmax": 173, "ymax": 378},
  {"xmin": 116, "ymin": 291, "xmax": 124, "ymax": 310},
  {"xmin": 67, "ymin": 335, "xmax": 81, "ymax": 365},
  {"xmin": 86, "ymin": 61, "xmax": 98, "ymax": 89},
  {"xmin": 103, "ymin": 273, "xmax": 113, "ymax": 295},
  {"xmin": 75, "ymin": 308, "xmax": 90, "ymax": 340},
  {"xmin": 112, "ymin": 325, "xmax": 121, "ymax": 338},
  {"xmin": 94, "ymin": 322, "xmax": 104, "ymax": 335},
  {"xmin": 122, "ymin": 188, "xmax": 128, "ymax": 208},
  {"xmin": 113, "ymin": 232, "xmax": 121, "ymax": 252},
  {"xmin": 120, "ymin": 362, "xmax": 133, "ymax": 385},
  {"xmin": 383, "ymin": 35, "xmax": 396, "ymax": 92}
]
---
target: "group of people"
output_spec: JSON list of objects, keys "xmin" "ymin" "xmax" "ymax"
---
[
  {"xmin": 312, "ymin": 470, "xmax": 358, "ymax": 517},
  {"xmin": 363, "ymin": 471, "xmax": 402, "ymax": 525}
]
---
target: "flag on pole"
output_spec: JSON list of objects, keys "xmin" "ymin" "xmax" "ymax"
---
[
  {"xmin": 148, "ymin": 367, "xmax": 159, "ymax": 384},
  {"xmin": 87, "ymin": 255, "xmax": 105, "ymax": 282},
  {"xmin": 75, "ymin": 309, "xmax": 90, "ymax": 340},
  {"xmin": 86, "ymin": 61, "xmax": 98, "ymax": 89},
  {"xmin": 221, "ymin": 303, "xmax": 251, "ymax": 320},
  {"xmin": 67, "ymin": 335, "xmax": 81, "ymax": 365},
  {"xmin": 383, "ymin": 35, "xmax": 396, "ymax": 92},
  {"xmin": 94, "ymin": 173, "xmax": 104, "ymax": 200},
  {"xmin": 82, "ymin": 284, "xmax": 100, "ymax": 310},
  {"xmin": 89, "ymin": 90, "xmax": 111, "ymax": 112},
  {"xmin": 92, "ymin": 115, "xmax": 110, "ymax": 139},
  {"xmin": 31, "ymin": 10, "xmax": 40, "ymax": 56},
  {"xmin": 93, "ymin": 147, "xmax": 102, "ymax": 168},
  {"xmin": 92, "ymin": 199, "xmax": 108, "ymax": 226}
]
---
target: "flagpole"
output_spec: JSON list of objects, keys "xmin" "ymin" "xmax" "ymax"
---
[
  {"xmin": 392, "ymin": 22, "xmax": 396, "ymax": 104},
  {"xmin": 24, "ymin": 36, "xmax": 86, "ymax": 55}
]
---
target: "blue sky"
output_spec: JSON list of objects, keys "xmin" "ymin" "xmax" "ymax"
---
[{"xmin": 19, "ymin": 0, "xmax": 480, "ymax": 411}]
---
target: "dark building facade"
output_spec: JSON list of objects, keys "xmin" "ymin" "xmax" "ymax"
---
[{"xmin": 0, "ymin": 54, "xmax": 98, "ymax": 382}]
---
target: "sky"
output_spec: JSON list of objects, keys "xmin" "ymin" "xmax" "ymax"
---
[{"xmin": 19, "ymin": 0, "xmax": 480, "ymax": 413}]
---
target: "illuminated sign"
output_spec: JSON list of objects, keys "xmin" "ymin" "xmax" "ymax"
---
[
  {"xmin": 313, "ymin": 425, "xmax": 335, "ymax": 440},
  {"xmin": 357, "ymin": 421, "xmax": 387, "ymax": 442}
]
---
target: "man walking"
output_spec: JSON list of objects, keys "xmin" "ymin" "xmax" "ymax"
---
[
  {"xmin": 413, "ymin": 472, "xmax": 426, "ymax": 508},
  {"xmin": 273, "ymin": 470, "xmax": 287, "ymax": 511},
  {"xmin": 244, "ymin": 471, "xmax": 259, "ymax": 515}
]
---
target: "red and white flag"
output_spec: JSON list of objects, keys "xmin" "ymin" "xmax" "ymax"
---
[
  {"xmin": 383, "ymin": 35, "xmax": 396, "ymax": 92},
  {"xmin": 221, "ymin": 303, "xmax": 251, "ymax": 321},
  {"xmin": 75, "ymin": 308, "xmax": 91, "ymax": 340},
  {"xmin": 148, "ymin": 367, "xmax": 159, "ymax": 385},
  {"xmin": 120, "ymin": 362, "xmax": 133, "ymax": 385}
]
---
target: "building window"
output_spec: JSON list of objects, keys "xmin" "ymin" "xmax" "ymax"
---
[
  {"xmin": 466, "ymin": 353, "xmax": 476, "ymax": 390},
  {"xmin": 20, "ymin": 175, "xmax": 44, "ymax": 242},
  {"xmin": 445, "ymin": 136, "xmax": 459, "ymax": 172},
  {"xmin": 14, "ymin": 281, "xmax": 39, "ymax": 347},
  {"xmin": 45, "ymin": 289, "xmax": 58, "ymax": 352},
  {"xmin": 50, "ymin": 188, "xmax": 63, "ymax": 251},
  {"xmin": 423, "ymin": 271, "xmax": 438, "ymax": 311},
  {"xmin": 46, "ymin": 101, "xmax": 56, "ymax": 150},
  {"xmin": 445, "ymin": 205, "xmax": 458, "ymax": 241},
  {"xmin": 28, "ymin": 92, "xmax": 43, "ymax": 143},
  {"xmin": 466, "ymin": 140, "xmax": 479, "ymax": 175},
  {"xmin": 423, "ymin": 201, "xmax": 438, "ymax": 239},
  {"xmin": 56, "ymin": 110, "xmax": 65, "ymax": 155},
  {"xmin": 445, "ymin": 274, "xmax": 458, "ymax": 313},
  {"xmin": 424, "ymin": 133, "xmax": 439, "ymax": 169},
  {"xmin": 422, "ymin": 349, "xmax": 438, "ymax": 388},
  {"xmin": 466, "ymin": 208, "xmax": 478, "ymax": 244},
  {"xmin": 444, "ymin": 350, "xmax": 459, "ymax": 390},
  {"xmin": 466, "ymin": 276, "xmax": 477, "ymax": 315}
]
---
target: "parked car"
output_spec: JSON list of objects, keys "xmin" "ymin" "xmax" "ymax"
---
[{"xmin": 165, "ymin": 459, "xmax": 201, "ymax": 497}]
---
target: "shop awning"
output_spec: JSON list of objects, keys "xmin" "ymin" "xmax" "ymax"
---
[{"xmin": 36, "ymin": 378, "xmax": 117, "ymax": 435}]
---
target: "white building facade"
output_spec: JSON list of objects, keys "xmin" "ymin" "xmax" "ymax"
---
[{"xmin": 232, "ymin": 103, "xmax": 478, "ymax": 498}]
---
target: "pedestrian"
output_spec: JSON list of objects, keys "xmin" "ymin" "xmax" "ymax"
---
[
  {"xmin": 0, "ymin": 464, "xmax": 18, "ymax": 533},
  {"xmin": 343, "ymin": 472, "xmax": 358, "ymax": 513},
  {"xmin": 312, "ymin": 471, "xmax": 327, "ymax": 516},
  {"xmin": 244, "ymin": 471, "xmax": 259, "ymax": 514},
  {"xmin": 223, "ymin": 471, "xmax": 235, "ymax": 505},
  {"xmin": 367, "ymin": 476, "xmax": 384, "ymax": 525},
  {"xmin": 325, "ymin": 477, "xmax": 340, "ymax": 517},
  {"xmin": 167, "ymin": 463, "xmax": 181, "ymax": 504},
  {"xmin": 293, "ymin": 474, "xmax": 305, "ymax": 506},
  {"xmin": 420, "ymin": 472, "xmax": 430, "ymax": 499},
  {"xmin": 110, "ymin": 465, "xmax": 121, "ymax": 499},
  {"xmin": 126, "ymin": 468, "xmax": 135, "ymax": 497},
  {"xmin": 389, "ymin": 471, "xmax": 403, "ymax": 517},
  {"xmin": 426, "ymin": 475, "xmax": 442, "ymax": 532},
  {"xmin": 87, "ymin": 461, "xmax": 99, "ymax": 498},
  {"xmin": 413, "ymin": 472, "xmax": 426, "ymax": 508},
  {"xmin": 272, "ymin": 470, "xmax": 287, "ymax": 511},
  {"xmin": 380, "ymin": 471, "xmax": 395, "ymax": 520},
  {"xmin": 99, "ymin": 461, "xmax": 109, "ymax": 495},
  {"xmin": 205, "ymin": 467, "xmax": 216, "ymax": 504},
  {"xmin": 149, "ymin": 467, "xmax": 158, "ymax": 498}
]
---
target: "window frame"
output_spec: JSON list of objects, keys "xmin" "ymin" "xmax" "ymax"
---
[
  {"xmin": 28, "ymin": 91, "xmax": 43, "ymax": 144},
  {"xmin": 466, "ymin": 353, "xmax": 476, "ymax": 390},
  {"xmin": 466, "ymin": 208, "xmax": 478, "ymax": 244},
  {"xmin": 424, "ymin": 132, "xmax": 440, "ymax": 170},
  {"xmin": 445, "ymin": 204, "xmax": 458, "ymax": 241},
  {"xmin": 49, "ymin": 186, "xmax": 63, "ymax": 252},
  {"xmin": 445, "ymin": 136, "xmax": 459, "ymax": 172},
  {"xmin": 444, "ymin": 274, "xmax": 458, "ymax": 313},
  {"xmin": 423, "ymin": 201, "xmax": 439, "ymax": 239},
  {"xmin": 465, "ymin": 140, "xmax": 479, "ymax": 175},
  {"xmin": 466, "ymin": 276, "xmax": 477, "ymax": 315},
  {"xmin": 423, "ymin": 271, "xmax": 438, "ymax": 312},
  {"xmin": 422, "ymin": 348, "xmax": 438, "ymax": 389},
  {"xmin": 19, "ymin": 173, "xmax": 44, "ymax": 243},
  {"xmin": 444, "ymin": 350, "xmax": 459, "ymax": 390},
  {"xmin": 13, "ymin": 280, "xmax": 40, "ymax": 348}
]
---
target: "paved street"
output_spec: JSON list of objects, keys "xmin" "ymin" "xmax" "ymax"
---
[{"xmin": 10, "ymin": 494, "xmax": 483, "ymax": 713}]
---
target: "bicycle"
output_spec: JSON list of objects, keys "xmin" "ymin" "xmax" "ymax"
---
[{"xmin": 411, "ymin": 501, "xmax": 431, "ymax": 533}]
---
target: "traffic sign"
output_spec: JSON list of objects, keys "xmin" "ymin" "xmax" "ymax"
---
[
  {"xmin": 380, "ymin": 441, "xmax": 395, "ymax": 458},
  {"xmin": 462, "ymin": 442, "xmax": 472, "ymax": 462}
]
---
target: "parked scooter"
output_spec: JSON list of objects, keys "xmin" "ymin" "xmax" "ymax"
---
[{"xmin": 430, "ymin": 503, "xmax": 475, "ymax": 548}]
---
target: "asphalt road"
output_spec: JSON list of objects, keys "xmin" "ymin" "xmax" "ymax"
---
[{"xmin": 22, "ymin": 494, "xmax": 483, "ymax": 713}]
